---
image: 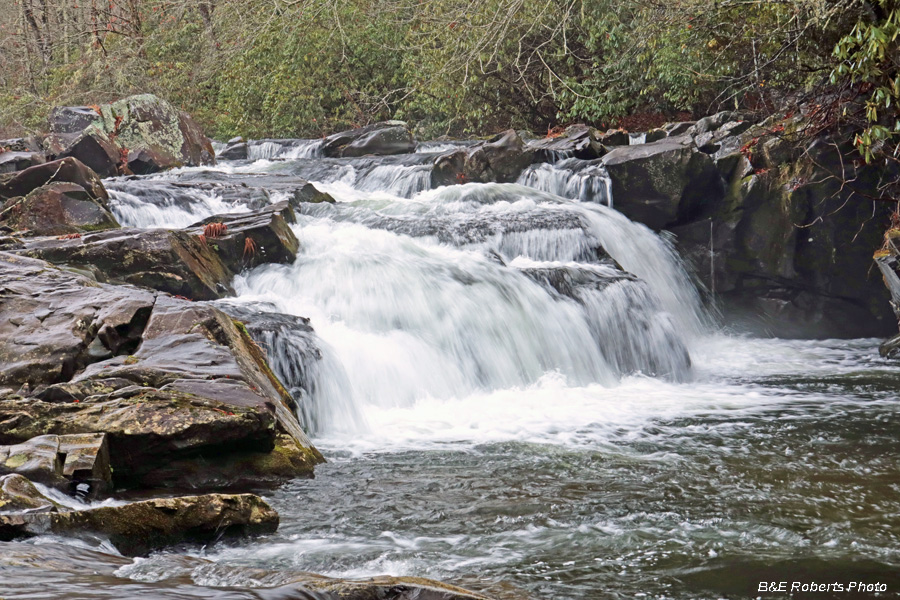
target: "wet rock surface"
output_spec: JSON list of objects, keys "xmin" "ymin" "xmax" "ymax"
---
[
  {"xmin": 0, "ymin": 542, "xmax": 507, "ymax": 599},
  {"xmin": 0, "ymin": 491, "xmax": 279, "ymax": 555},
  {"xmin": 0, "ymin": 252, "xmax": 321, "ymax": 494},
  {"xmin": 322, "ymin": 121, "xmax": 416, "ymax": 157},
  {"xmin": 17, "ymin": 201, "xmax": 298, "ymax": 300},
  {"xmin": 1, "ymin": 181, "xmax": 119, "ymax": 236}
]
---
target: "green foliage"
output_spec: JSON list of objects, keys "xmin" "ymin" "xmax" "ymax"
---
[
  {"xmin": 0, "ymin": 0, "xmax": 875, "ymax": 140},
  {"xmin": 832, "ymin": 0, "xmax": 900, "ymax": 163}
]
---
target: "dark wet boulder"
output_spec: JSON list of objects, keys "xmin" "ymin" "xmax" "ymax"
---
[
  {"xmin": 601, "ymin": 136, "xmax": 723, "ymax": 230},
  {"xmin": 433, "ymin": 130, "xmax": 534, "ymax": 186},
  {"xmin": 0, "ymin": 156, "xmax": 108, "ymax": 202},
  {"xmin": 599, "ymin": 129, "xmax": 631, "ymax": 146},
  {"xmin": 185, "ymin": 200, "xmax": 299, "ymax": 270},
  {"xmin": 527, "ymin": 124, "xmax": 603, "ymax": 160},
  {"xmin": 0, "ymin": 474, "xmax": 58, "ymax": 513},
  {"xmin": 644, "ymin": 128, "xmax": 667, "ymax": 143},
  {"xmin": 290, "ymin": 181, "xmax": 336, "ymax": 205},
  {"xmin": 22, "ymin": 227, "xmax": 233, "ymax": 300},
  {"xmin": 218, "ymin": 138, "xmax": 249, "ymax": 160},
  {"xmin": 0, "ymin": 491, "xmax": 279, "ymax": 555},
  {"xmin": 0, "ymin": 151, "xmax": 45, "ymax": 175},
  {"xmin": 43, "ymin": 128, "xmax": 121, "ymax": 178},
  {"xmin": 0, "ymin": 182, "xmax": 119, "ymax": 236},
  {"xmin": 322, "ymin": 121, "xmax": 416, "ymax": 157},
  {"xmin": 48, "ymin": 94, "xmax": 216, "ymax": 174}
]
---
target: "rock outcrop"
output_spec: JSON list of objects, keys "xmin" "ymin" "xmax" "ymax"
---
[
  {"xmin": 46, "ymin": 94, "xmax": 216, "ymax": 174},
  {"xmin": 18, "ymin": 201, "xmax": 298, "ymax": 300},
  {"xmin": 0, "ymin": 252, "xmax": 322, "ymax": 492},
  {"xmin": 582, "ymin": 113, "xmax": 895, "ymax": 338}
]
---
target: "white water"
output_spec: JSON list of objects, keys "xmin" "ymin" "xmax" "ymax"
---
[{"xmin": 108, "ymin": 151, "xmax": 710, "ymax": 442}]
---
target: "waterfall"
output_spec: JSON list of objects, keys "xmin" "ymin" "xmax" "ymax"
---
[
  {"xmin": 108, "ymin": 147, "xmax": 709, "ymax": 436},
  {"xmin": 246, "ymin": 139, "xmax": 324, "ymax": 160},
  {"xmin": 517, "ymin": 158, "xmax": 613, "ymax": 206}
]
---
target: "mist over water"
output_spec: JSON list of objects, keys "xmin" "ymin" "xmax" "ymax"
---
[{"xmin": 18, "ymin": 144, "xmax": 896, "ymax": 600}]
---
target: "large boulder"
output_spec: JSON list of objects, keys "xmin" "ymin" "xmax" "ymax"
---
[
  {"xmin": 526, "ymin": 124, "xmax": 603, "ymax": 160},
  {"xmin": 0, "ymin": 182, "xmax": 119, "ymax": 236},
  {"xmin": 48, "ymin": 94, "xmax": 216, "ymax": 174},
  {"xmin": 43, "ymin": 128, "xmax": 121, "ymax": 178},
  {"xmin": 433, "ymin": 130, "xmax": 534, "ymax": 186},
  {"xmin": 0, "ymin": 253, "xmax": 322, "ymax": 490},
  {"xmin": 601, "ymin": 135, "xmax": 723, "ymax": 230},
  {"xmin": 19, "ymin": 201, "xmax": 298, "ymax": 300},
  {"xmin": 0, "ymin": 490, "xmax": 279, "ymax": 555},
  {"xmin": 0, "ymin": 157, "xmax": 108, "ymax": 202},
  {"xmin": 322, "ymin": 121, "xmax": 416, "ymax": 157}
]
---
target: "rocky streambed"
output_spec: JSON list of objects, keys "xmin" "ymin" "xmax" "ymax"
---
[{"xmin": 2, "ymin": 94, "xmax": 900, "ymax": 599}]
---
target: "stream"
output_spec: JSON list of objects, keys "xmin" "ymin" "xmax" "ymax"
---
[{"xmin": 3, "ymin": 143, "xmax": 899, "ymax": 600}]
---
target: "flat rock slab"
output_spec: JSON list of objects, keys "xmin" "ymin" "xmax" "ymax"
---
[
  {"xmin": 0, "ymin": 492, "xmax": 278, "ymax": 555},
  {"xmin": 20, "ymin": 201, "xmax": 298, "ymax": 300}
]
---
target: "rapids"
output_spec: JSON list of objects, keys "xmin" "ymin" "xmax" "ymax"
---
[{"xmin": 5, "ymin": 143, "xmax": 898, "ymax": 600}]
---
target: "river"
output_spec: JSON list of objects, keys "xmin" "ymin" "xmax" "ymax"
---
[{"xmin": 3, "ymin": 142, "xmax": 898, "ymax": 600}]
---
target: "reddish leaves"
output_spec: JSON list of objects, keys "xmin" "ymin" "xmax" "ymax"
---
[{"xmin": 203, "ymin": 222, "xmax": 227, "ymax": 238}]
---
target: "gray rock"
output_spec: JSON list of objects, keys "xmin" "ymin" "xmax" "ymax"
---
[
  {"xmin": 48, "ymin": 94, "xmax": 216, "ymax": 174},
  {"xmin": 323, "ymin": 121, "xmax": 416, "ymax": 157},
  {"xmin": 0, "ymin": 151, "xmax": 45, "ymax": 174},
  {"xmin": 601, "ymin": 136, "xmax": 722, "ymax": 230}
]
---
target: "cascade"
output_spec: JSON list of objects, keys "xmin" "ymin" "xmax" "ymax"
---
[{"xmin": 108, "ymin": 147, "xmax": 707, "ymax": 436}]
